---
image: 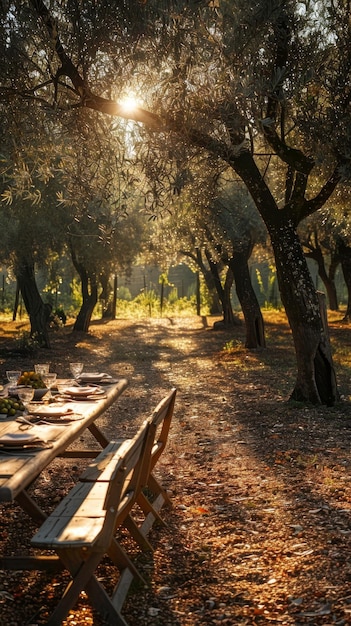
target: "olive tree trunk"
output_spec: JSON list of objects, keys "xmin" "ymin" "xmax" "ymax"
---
[
  {"xmin": 305, "ymin": 247, "xmax": 339, "ymax": 311},
  {"xmin": 15, "ymin": 258, "xmax": 51, "ymax": 348},
  {"xmin": 204, "ymin": 252, "xmax": 240, "ymax": 327},
  {"xmin": 69, "ymin": 243, "xmax": 98, "ymax": 333},
  {"xmin": 73, "ymin": 270, "xmax": 98, "ymax": 332},
  {"xmin": 339, "ymin": 240, "xmax": 351, "ymax": 321},
  {"xmin": 228, "ymin": 250, "xmax": 265, "ymax": 349},
  {"xmin": 270, "ymin": 218, "xmax": 338, "ymax": 405}
]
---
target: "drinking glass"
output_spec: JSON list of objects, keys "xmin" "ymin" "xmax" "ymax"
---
[
  {"xmin": 17, "ymin": 386, "xmax": 34, "ymax": 414},
  {"xmin": 6, "ymin": 370, "xmax": 21, "ymax": 385},
  {"xmin": 34, "ymin": 364, "xmax": 50, "ymax": 376},
  {"xmin": 70, "ymin": 363, "xmax": 84, "ymax": 381},
  {"xmin": 42, "ymin": 373, "xmax": 57, "ymax": 399}
]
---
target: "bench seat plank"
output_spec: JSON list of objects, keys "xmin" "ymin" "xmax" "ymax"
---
[{"xmin": 32, "ymin": 481, "xmax": 109, "ymax": 548}]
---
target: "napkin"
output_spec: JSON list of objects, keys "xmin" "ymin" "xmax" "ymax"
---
[
  {"xmin": 0, "ymin": 433, "xmax": 52, "ymax": 450},
  {"xmin": 0, "ymin": 433, "xmax": 40, "ymax": 446},
  {"xmin": 79, "ymin": 372, "xmax": 111, "ymax": 383},
  {"xmin": 28, "ymin": 404, "xmax": 74, "ymax": 418}
]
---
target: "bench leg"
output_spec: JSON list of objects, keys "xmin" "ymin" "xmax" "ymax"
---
[
  {"xmin": 44, "ymin": 540, "xmax": 147, "ymax": 626},
  {"xmin": 16, "ymin": 490, "xmax": 47, "ymax": 523},
  {"xmin": 147, "ymin": 473, "xmax": 173, "ymax": 507},
  {"xmin": 86, "ymin": 576, "xmax": 130, "ymax": 626},
  {"xmin": 45, "ymin": 549, "xmax": 103, "ymax": 625},
  {"xmin": 137, "ymin": 491, "xmax": 167, "ymax": 526},
  {"xmin": 123, "ymin": 514, "xmax": 155, "ymax": 552},
  {"xmin": 108, "ymin": 537, "xmax": 147, "ymax": 584}
]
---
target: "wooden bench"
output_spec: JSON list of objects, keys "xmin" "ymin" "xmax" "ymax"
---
[
  {"xmin": 80, "ymin": 387, "xmax": 177, "ymax": 549},
  {"xmin": 31, "ymin": 388, "xmax": 177, "ymax": 625}
]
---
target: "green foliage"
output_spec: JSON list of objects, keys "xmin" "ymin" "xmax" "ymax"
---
[
  {"xmin": 113, "ymin": 291, "xmax": 200, "ymax": 318},
  {"xmin": 255, "ymin": 265, "xmax": 278, "ymax": 308},
  {"xmin": 69, "ymin": 279, "xmax": 83, "ymax": 311},
  {"xmin": 167, "ymin": 287, "xmax": 178, "ymax": 305},
  {"xmin": 135, "ymin": 289, "xmax": 158, "ymax": 314},
  {"xmin": 117, "ymin": 286, "xmax": 132, "ymax": 301},
  {"xmin": 223, "ymin": 338, "xmax": 243, "ymax": 351},
  {"xmin": 49, "ymin": 308, "xmax": 67, "ymax": 329}
]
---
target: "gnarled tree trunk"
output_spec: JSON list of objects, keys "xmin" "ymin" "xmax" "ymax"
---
[
  {"xmin": 305, "ymin": 246, "xmax": 339, "ymax": 311},
  {"xmin": 100, "ymin": 273, "xmax": 113, "ymax": 319},
  {"xmin": 338, "ymin": 239, "xmax": 351, "ymax": 321},
  {"xmin": 204, "ymin": 251, "xmax": 240, "ymax": 327},
  {"xmin": 70, "ymin": 243, "xmax": 98, "ymax": 333},
  {"xmin": 228, "ymin": 249, "xmax": 265, "ymax": 349},
  {"xmin": 73, "ymin": 270, "xmax": 98, "ymax": 332},
  {"xmin": 15, "ymin": 258, "xmax": 51, "ymax": 348},
  {"xmin": 270, "ymin": 218, "xmax": 338, "ymax": 405}
]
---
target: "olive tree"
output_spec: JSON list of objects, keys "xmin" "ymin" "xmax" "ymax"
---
[{"xmin": 5, "ymin": 0, "xmax": 351, "ymax": 403}]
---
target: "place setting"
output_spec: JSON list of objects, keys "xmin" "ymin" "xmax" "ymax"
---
[
  {"xmin": 77, "ymin": 372, "xmax": 117, "ymax": 385},
  {"xmin": 4, "ymin": 363, "xmax": 114, "ymax": 406},
  {"xmin": 16, "ymin": 404, "xmax": 83, "ymax": 425},
  {"xmin": 69, "ymin": 362, "xmax": 118, "ymax": 385},
  {"xmin": 56, "ymin": 385, "xmax": 107, "ymax": 401},
  {"xmin": 0, "ymin": 432, "xmax": 53, "ymax": 453},
  {"xmin": 2, "ymin": 364, "xmax": 79, "ymax": 424},
  {"xmin": 52, "ymin": 363, "xmax": 112, "ymax": 401},
  {"xmin": 0, "ymin": 363, "xmax": 116, "ymax": 454}
]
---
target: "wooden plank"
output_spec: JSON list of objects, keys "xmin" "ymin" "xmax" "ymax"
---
[
  {"xmin": 32, "ymin": 481, "xmax": 109, "ymax": 547},
  {"xmin": 58, "ymin": 449, "xmax": 100, "ymax": 458},
  {"xmin": 33, "ymin": 514, "xmax": 106, "ymax": 548},
  {"xmin": 80, "ymin": 440, "xmax": 126, "ymax": 481}
]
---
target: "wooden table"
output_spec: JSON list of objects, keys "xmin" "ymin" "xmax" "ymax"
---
[{"xmin": 0, "ymin": 378, "xmax": 128, "ymax": 571}]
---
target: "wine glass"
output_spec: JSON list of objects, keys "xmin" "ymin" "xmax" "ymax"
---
[
  {"xmin": 16, "ymin": 386, "xmax": 34, "ymax": 414},
  {"xmin": 42, "ymin": 373, "xmax": 57, "ymax": 400},
  {"xmin": 6, "ymin": 370, "xmax": 21, "ymax": 385},
  {"xmin": 70, "ymin": 363, "xmax": 84, "ymax": 382}
]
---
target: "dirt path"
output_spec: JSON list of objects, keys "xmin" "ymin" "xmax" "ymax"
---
[{"xmin": 1, "ymin": 314, "xmax": 351, "ymax": 625}]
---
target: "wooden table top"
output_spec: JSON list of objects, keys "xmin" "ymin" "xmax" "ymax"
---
[{"xmin": 0, "ymin": 378, "xmax": 129, "ymax": 502}]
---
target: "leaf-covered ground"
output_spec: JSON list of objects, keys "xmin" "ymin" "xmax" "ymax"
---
[{"xmin": 0, "ymin": 311, "xmax": 351, "ymax": 625}]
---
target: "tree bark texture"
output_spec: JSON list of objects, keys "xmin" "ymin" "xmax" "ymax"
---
[
  {"xmin": 100, "ymin": 274, "xmax": 113, "ymax": 319},
  {"xmin": 228, "ymin": 251, "xmax": 266, "ymax": 349},
  {"xmin": 339, "ymin": 240, "xmax": 351, "ymax": 321},
  {"xmin": 16, "ymin": 259, "xmax": 51, "ymax": 348},
  {"xmin": 69, "ymin": 241, "xmax": 98, "ymax": 333},
  {"xmin": 270, "ymin": 218, "xmax": 338, "ymax": 405},
  {"xmin": 204, "ymin": 253, "xmax": 239, "ymax": 326},
  {"xmin": 305, "ymin": 247, "xmax": 339, "ymax": 311},
  {"xmin": 73, "ymin": 271, "xmax": 98, "ymax": 332}
]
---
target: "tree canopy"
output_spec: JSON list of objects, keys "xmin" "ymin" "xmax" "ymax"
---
[{"xmin": 1, "ymin": 0, "xmax": 351, "ymax": 403}]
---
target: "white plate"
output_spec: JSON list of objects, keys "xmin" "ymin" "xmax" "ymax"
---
[
  {"xmin": 64, "ymin": 386, "xmax": 104, "ymax": 397},
  {"xmin": 0, "ymin": 433, "xmax": 39, "ymax": 446},
  {"xmin": 28, "ymin": 404, "xmax": 74, "ymax": 417}
]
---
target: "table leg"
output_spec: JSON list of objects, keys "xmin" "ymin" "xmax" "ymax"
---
[
  {"xmin": 88, "ymin": 421, "xmax": 110, "ymax": 447},
  {"xmin": 16, "ymin": 489, "xmax": 47, "ymax": 522}
]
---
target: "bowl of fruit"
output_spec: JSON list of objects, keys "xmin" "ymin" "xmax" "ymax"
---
[
  {"xmin": 0, "ymin": 397, "xmax": 24, "ymax": 417},
  {"xmin": 13, "ymin": 371, "xmax": 48, "ymax": 400}
]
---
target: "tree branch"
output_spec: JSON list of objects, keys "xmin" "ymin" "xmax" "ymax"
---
[
  {"xmin": 29, "ymin": 0, "xmax": 163, "ymax": 129},
  {"xmin": 304, "ymin": 168, "xmax": 341, "ymax": 218}
]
